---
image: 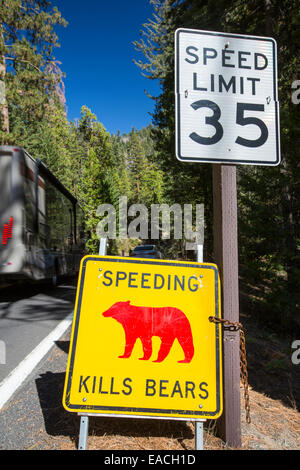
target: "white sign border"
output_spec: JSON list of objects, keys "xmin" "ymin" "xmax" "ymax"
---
[{"xmin": 175, "ymin": 28, "xmax": 281, "ymax": 166}]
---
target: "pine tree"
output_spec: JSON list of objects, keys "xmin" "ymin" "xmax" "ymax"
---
[
  {"xmin": 76, "ymin": 106, "xmax": 116, "ymax": 252},
  {"xmin": 0, "ymin": 0, "xmax": 67, "ymax": 142}
]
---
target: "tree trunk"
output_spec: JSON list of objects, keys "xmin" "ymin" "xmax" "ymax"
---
[
  {"xmin": 0, "ymin": 26, "xmax": 9, "ymax": 136},
  {"xmin": 136, "ymin": 178, "xmax": 140, "ymax": 203}
]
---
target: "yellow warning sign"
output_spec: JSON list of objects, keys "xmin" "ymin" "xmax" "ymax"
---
[{"xmin": 63, "ymin": 256, "xmax": 223, "ymax": 420}]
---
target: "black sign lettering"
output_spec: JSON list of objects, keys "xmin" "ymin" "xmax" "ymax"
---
[
  {"xmin": 185, "ymin": 46, "xmax": 199, "ymax": 64},
  {"xmin": 222, "ymin": 48, "xmax": 235, "ymax": 67},
  {"xmin": 145, "ymin": 379, "xmax": 156, "ymax": 396},
  {"xmin": 203, "ymin": 47, "xmax": 217, "ymax": 65},
  {"xmin": 122, "ymin": 378, "xmax": 133, "ymax": 395},
  {"xmin": 199, "ymin": 382, "xmax": 209, "ymax": 399},
  {"xmin": 238, "ymin": 51, "xmax": 251, "ymax": 69},
  {"xmin": 79, "ymin": 376, "xmax": 90, "ymax": 393}
]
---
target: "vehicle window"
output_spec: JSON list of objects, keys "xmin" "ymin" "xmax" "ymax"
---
[
  {"xmin": 23, "ymin": 167, "xmax": 35, "ymax": 233},
  {"xmin": 76, "ymin": 205, "xmax": 85, "ymax": 245},
  {"xmin": 45, "ymin": 181, "xmax": 73, "ymax": 251},
  {"xmin": 134, "ymin": 245, "xmax": 155, "ymax": 251}
]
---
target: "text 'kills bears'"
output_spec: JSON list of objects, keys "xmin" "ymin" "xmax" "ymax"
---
[{"xmin": 102, "ymin": 301, "xmax": 195, "ymax": 363}]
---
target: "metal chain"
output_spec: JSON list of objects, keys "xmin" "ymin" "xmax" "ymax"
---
[{"xmin": 209, "ymin": 316, "xmax": 251, "ymax": 424}]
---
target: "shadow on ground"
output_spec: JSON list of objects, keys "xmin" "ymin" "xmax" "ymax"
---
[
  {"xmin": 0, "ymin": 278, "xmax": 77, "ymax": 322},
  {"xmin": 35, "ymin": 352, "xmax": 194, "ymax": 450}
]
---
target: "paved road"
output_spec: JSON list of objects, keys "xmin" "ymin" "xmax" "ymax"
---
[
  {"xmin": 0, "ymin": 279, "xmax": 77, "ymax": 383},
  {"xmin": 0, "ymin": 324, "xmax": 75, "ymax": 450}
]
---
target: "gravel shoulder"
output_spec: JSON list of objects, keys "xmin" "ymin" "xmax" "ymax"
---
[{"xmin": 0, "ymin": 322, "xmax": 299, "ymax": 451}]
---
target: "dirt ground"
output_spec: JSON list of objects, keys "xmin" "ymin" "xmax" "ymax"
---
[
  {"xmin": 52, "ymin": 386, "xmax": 299, "ymax": 450},
  {"xmin": 1, "ymin": 312, "xmax": 299, "ymax": 451},
  {"xmin": 39, "ymin": 318, "xmax": 300, "ymax": 451}
]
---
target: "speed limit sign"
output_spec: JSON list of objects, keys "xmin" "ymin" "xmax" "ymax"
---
[{"xmin": 175, "ymin": 29, "xmax": 280, "ymax": 166}]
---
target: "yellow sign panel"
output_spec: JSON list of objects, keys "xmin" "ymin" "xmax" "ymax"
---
[{"xmin": 63, "ymin": 256, "xmax": 223, "ymax": 420}]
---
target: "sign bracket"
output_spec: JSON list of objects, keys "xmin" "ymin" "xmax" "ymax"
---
[
  {"xmin": 194, "ymin": 243, "xmax": 205, "ymax": 450},
  {"xmin": 78, "ymin": 415, "xmax": 89, "ymax": 451}
]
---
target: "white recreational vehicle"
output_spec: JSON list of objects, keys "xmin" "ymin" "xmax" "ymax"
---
[{"xmin": 0, "ymin": 146, "xmax": 85, "ymax": 285}]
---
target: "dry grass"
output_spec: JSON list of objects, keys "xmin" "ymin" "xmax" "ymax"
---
[
  {"xmin": 46, "ymin": 325, "xmax": 300, "ymax": 451},
  {"xmin": 239, "ymin": 387, "xmax": 300, "ymax": 450},
  {"xmin": 5, "ymin": 322, "xmax": 298, "ymax": 451},
  {"xmin": 55, "ymin": 385, "xmax": 300, "ymax": 450}
]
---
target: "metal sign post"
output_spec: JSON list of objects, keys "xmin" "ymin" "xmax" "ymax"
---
[
  {"xmin": 212, "ymin": 165, "xmax": 241, "ymax": 447},
  {"xmin": 78, "ymin": 415, "xmax": 89, "ymax": 451},
  {"xmin": 78, "ymin": 237, "xmax": 107, "ymax": 450},
  {"xmin": 195, "ymin": 244, "xmax": 204, "ymax": 450}
]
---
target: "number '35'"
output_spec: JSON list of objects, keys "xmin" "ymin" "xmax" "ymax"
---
[{"xmin": 189, "ymin": 100, "xmax": 269, "ymax": 148}]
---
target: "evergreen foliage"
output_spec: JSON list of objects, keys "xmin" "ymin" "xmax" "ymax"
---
[
  {"xmin": 0, "ymin": 0, "xmax": 67, "ymax": 139},
  {"xmin": 0, "ymin": 1, "xmax": 298, "ymax": 332},
  {"xmin": 134, "ymin": 0, "xmax": 300, "ymax": 332}
]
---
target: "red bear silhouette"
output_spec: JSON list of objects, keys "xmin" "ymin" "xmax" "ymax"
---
[{"xmin": 102, "ymin": 301, "xmax": 194, "ymax": 363}]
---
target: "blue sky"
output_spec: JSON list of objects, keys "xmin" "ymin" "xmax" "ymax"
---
[{"xmin": 53, "ymin": 1, "xmax": 160, "ymax": 135}]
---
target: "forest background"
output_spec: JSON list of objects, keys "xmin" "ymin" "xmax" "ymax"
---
[{"xmin": 0, "ymin": 0, "xmax": 299, "ymax": 335}]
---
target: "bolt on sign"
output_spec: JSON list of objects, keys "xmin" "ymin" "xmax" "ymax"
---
[
  {"xmin": 63, "ymin": 256, "xmax": 223, "ymax": 420},
  {"xmin": 175, "ymin": 28, "xmax": 280, "ymax": 166}
]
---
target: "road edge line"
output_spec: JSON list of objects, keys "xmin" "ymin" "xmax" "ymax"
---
[{"xmin": 0, "ymin": 311, "xmax": 73, "ymax": 410}]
